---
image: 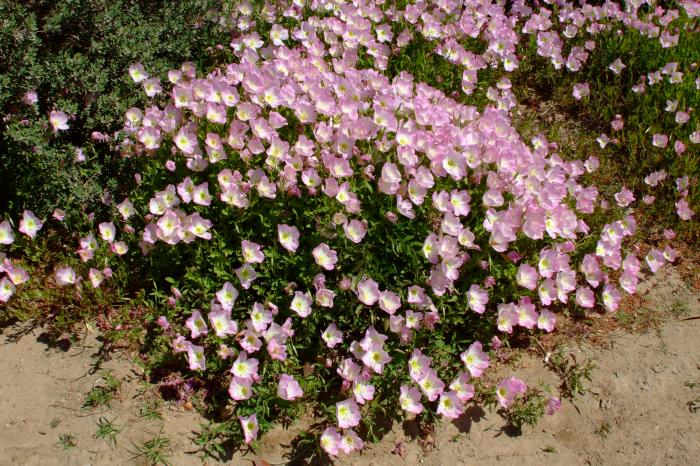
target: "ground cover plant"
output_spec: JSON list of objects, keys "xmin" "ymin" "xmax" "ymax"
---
[{"xmin": 1, "ymin": 0, "xmax": 698, "ymax": 462}]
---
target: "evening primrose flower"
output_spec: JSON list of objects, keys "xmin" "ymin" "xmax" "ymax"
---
[
  {"xmin": 339, "ymin": 429, "xmax": 364, "ymax": 454},
  {"xmin": 208, "ymin": 308, "xmax": 238, "ymax": 338},
  {"xmin": 49, "ymin": 111, "xmax": 69, "ymax": 131},
  {"xmin": 19, "ymin": 210, "xmax": 42, "ymax": 239},
  {"xmin": 356, "ymin": 277, "xmax": 380, "ymax": 306},
  {"xmin": 418, "ymin": 369, "xmax": 445, "ymax": 402},
  {"xmin": 0, "ymin": 221, "xmax": 14, "ymax": 245},
  {"xmin": 437, "ymin": 391, "xmax": 464, "ymax": 419},
  {"xmin": 229, "ymin": 376, "xmax": 253, "ymax": 400},
  {"xmin": 55, "ymin": 266, "xmax": 76, "ymax": 287},
  {"xmin": 185, "ymin": 310, "xmax": 208, "ymax": 339},
  {"xmin": 460, "ymin": 341, "xmax": 490, "ymax": 377},
  {"xmin": 321, "ymin": 323, "xmax": 343, "ymax": 348},
  {"xmin": 537, "ymin": 309, "xmax": 556, "ymax": 332},
  {"xmin": 0, "ymin": 277, "xmax": 15, "ymax": 303},
  {"xmin": 312, "ymin": 243, "xmax": 338, "ymax": 270},
  {"xmin": 88, "ymin": 268, "xmax": 103, "ymax": 288},
  {"xmin": 277, "ymin": 374, "xmax": 303, "ymax": 401},
  {"xmin": 235, "ymin": 263, "xmax": 257, "ymax": 289},
  {"xmin": 496, "ymin": 376, "xmax": 527, "ymax": 409},
  {"xmin": 277, "ymin": 224, "xmax": 300, "ymax": 253},
  {"xmin": 336, "ymin": 398, "xmax": 361, "ymax": 429},
  {"xmin": 128, "ymin": 63, "xmax": 148, "ymax": 83},
  {"xmin": 242, "ymin": 240, "xmax": 264, "ymax": 263},
  {"xmin": 450, "ymin": 373, "xmax": 475, "ymax": 402},
  {"xmin": 239, "ymin": 414, "xmax": 258, "ymax": 445},
  {"xmin": 467, "ymin": 284, "xmax": 489, "ymax": 314},
  {"xmin": 290, "ymin": 291, "xmax": 312, "ymax": 318},
  {"xmin": 231, "ymin": 352, "xmax": 259, "ymax": 381},
  {"xmin": 187, "ymin": 344, "xmax": 206, "ymax": 371},
  {"xmin": 399, "ymin": 385, "xmax": 424, "ymax": 414},
  {"xmin": 320, "ymin": 427, "xmax": 341, "ymax": 456},
  {"xmin": 216, "ymin": 281, "xmax": 239, "ymax": 311}
]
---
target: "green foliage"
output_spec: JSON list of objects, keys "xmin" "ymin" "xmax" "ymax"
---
[{"xmin": 0, "ymin": 0, "xmax": 228, "ymax": 227}]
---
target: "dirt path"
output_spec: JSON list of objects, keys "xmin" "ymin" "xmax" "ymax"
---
[{"xmin": 1, "ymin": 269, "xmax": 699, "ymax": 466}]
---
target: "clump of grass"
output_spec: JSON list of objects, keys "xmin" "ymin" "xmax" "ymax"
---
[
  {"xmin": 56, "ymin": 433, "xmax": 77, "ymax": 450},
  {"xmin": 95, "ymin": 417, "xmax": 121, "ymax": 446},
  {"xmin": 83, "ymin": 370, "xmax": 121, "ymax": 409},
  {"xmin": 130, "ymin": 434, "xmax": 172, "ymax": 466},
  {"xmin": 546, "ymin": 348, "xmax": 595, "ymax": 399}
]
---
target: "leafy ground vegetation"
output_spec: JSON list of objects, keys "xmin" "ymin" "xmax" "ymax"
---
[{"xmin": 0, "ymin": 0, "xmax": 699, "ymax": 462}]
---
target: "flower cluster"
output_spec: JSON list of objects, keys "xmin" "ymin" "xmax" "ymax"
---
[{"xmin": 2, "ymin": 0, "xmax": 695, "ymax": 456}]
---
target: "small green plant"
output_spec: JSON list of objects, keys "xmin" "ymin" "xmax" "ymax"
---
[
  {"xmin": 594, "ymin": 420, "xmax": 611, "ymax": 440},
  {"xmin": 49, "ymin": 418, "xmax": 61, "ymax": 429},
  {"xmin": 95, "ymin": 417, "xmax": 121, "ymax": 446},
  {"xmin": 57, "ymin": 433, "xmax": 77, "ymax": 450},
  {"xmin": 139, "ymin": 398, "xmax": 163, "ymax": 421},
  {"xmin": 542, "ymin": 446, "xmax": 558, "ymax": 454},
  {"xmin": 82, "ymin": 370, "xmax": 121, "ymax": 409},
  {"xmin": 546, "ymin": 349, "xmax": 595, "ymax": 399},
  {"xmin": 502, "ymin": 388, "xmax": 548, "ymax": 430},
  {"xmin": 131, "ymin": 434, "xmax": 172, "ymax": 466}
]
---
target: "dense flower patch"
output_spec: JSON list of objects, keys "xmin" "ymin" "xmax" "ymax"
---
[{"xmin": 1, "ymin": 0, "xmax": 698, "ymax": 458}]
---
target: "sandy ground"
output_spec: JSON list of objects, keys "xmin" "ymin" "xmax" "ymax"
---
[{"xmin": 1, "ymin": 268, "xmax": 699, "ymax": 466}]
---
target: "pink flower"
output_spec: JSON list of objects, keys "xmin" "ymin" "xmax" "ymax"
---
[
  {"xmin": 128, "ymin": 63, "xmax": 148, "ymax": 83},
  {"xmin": 546, "ymin": 396, "xmax": 561, "ymax": 415},
  {"xmin": 497, "ymin": 303, "xmax": 519, "ymax": 333},
  {"xmin": 49, "ymin": 111, "xmax": 69, "ymax": 131},
  {"xmin": 356, "ymin": 277, "xmax": 380, "ymax": 305},
  {"xmin": 322, "ymin": 323, "xmax": 343, "ymax": 348},
  {"xmin": 652, "ymin": 133, "xmax": 669, "ymax": 148},
  {"xmin": 418, "ymin": 369, "xmax": 445, "ymax": 402},
  {"xmin": 353, "ymin": 380, "xmax": 375, "ymax": 405},
  {"xmin": 449, "ymin": 373, "xmax": 475, "ymax": 402},
  {"xmin": 602, "ymin": 284, "xmax": 621, "ymax": 312},
  {"xmin": 339, "ymin": 429, "xmax": 364, "ymax": 454},
  {"xmin": 187, "ymin": 344, "xmax": 206, "ymax": 371},
  {"xmin": 312, "ymin": 243, "xmax": 338, "ymax": 270},
  {"xmin": 614, "ymin": 186, "xmax": 635, "ymax": 207},
  {"xmin": 572, "ymin": 82, "xmax": 590, "ymax": 100},
  {"xmin": 645, "ymin": 249, "xmax": 666, "ymax": 273},
  {"xmin": 0, "ymin": 221, "xmax": 14, "ymax": 245},
  {"xmin": 676, "ymin": 199, "xmax": 695, "ymax": 220},
  {"xmin": 235, "ymin": 263, "xmax": 257, "ymax": 289},
  {"xmin": 408, "ymin": 348, "xmax": 432, "ymax": 382},
  {"xmin": 19, "ymin": 210, "xmax": 43, "ymax": 239},
  {"xmin": 0, "ymin": 278, "xmax": 15, "ymax": 303},
  {"xmin": 343, "ymin": 219, "xmax": 367, "ymax": 243},
  {"xmin": 277, "ymin": 224, "xmax": 300, "ymax": 252},
  {"xmin": 336, "ymin": 398, "xmax": 361, "ymax": 429},
  {"xmin": 399, "ymin": 384, "xmax": 424, "ymax": 414},
  {"xmin": 516, "ymin": 263, "xmax": 539, "ymax": 290},
  {"xmin": 361, "ymin": 344, "xmax": 392, "ymax": 374},
  {"xmin": 460, "ymin": 341, "xmax": 490, "ymax": 377},
  {"xmin": 496, "ymin": 376, "xmax": 527, "ymax": 408},
  {"xmin": 216, "ymin": 282, "xmax": 239, "ymax": 311},
  {"xmin": 208, "ymin": 308, "xmax": 238, "ymax": 337},
  {"xmin": 290, "ymin": 291, "xmax": 312, "ymax": 318},
  {"xmin": 242, "ymin": 240, "xmax": 264, "ymax": 263},
  {"xmin": 516, "ymin": 297, "xmax": 538, "ymax": 329},
  {"xmin": 575, "ymin": 287, "xmax": 595, "ymax": 308},
  {"xmin": 320, "ymin": 427, "xmax": 341, "ymax": 456},
  {"xmin": 437, "ymin": 391, "xmax": 464, "ymax": 419},
  {"xmin": 378, "ymin": 290, "xmax": 401, "ymax": 314},
  {"xmin": 537, "ymin": 309, "xmax": 556, "ymax": 332},
  {"xmin": 239, "ymin": 414, "xmax": 259, "ymax": 445},
  {"xmin": 278, "ymin": 374, "xmax": 304, "ymax": 401},
  {"xmin": 55, "ymin": 266, "xmax": 76, "ymax": 287},
  {"xmin": 228, "ymin": 376, "xmax": 253, "ymax": 400},
  {"xmin": 467, "ymin": 284, "xmax": 489, "ymax": 314},
  {"xmin": 186, "ymin": 310, "xmax": 208, "ymax": 339}
]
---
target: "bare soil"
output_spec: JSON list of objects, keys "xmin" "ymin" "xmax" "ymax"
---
[{"xmin": 1, "ymin": 268, "xmax": 699, "ymax": 466}]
